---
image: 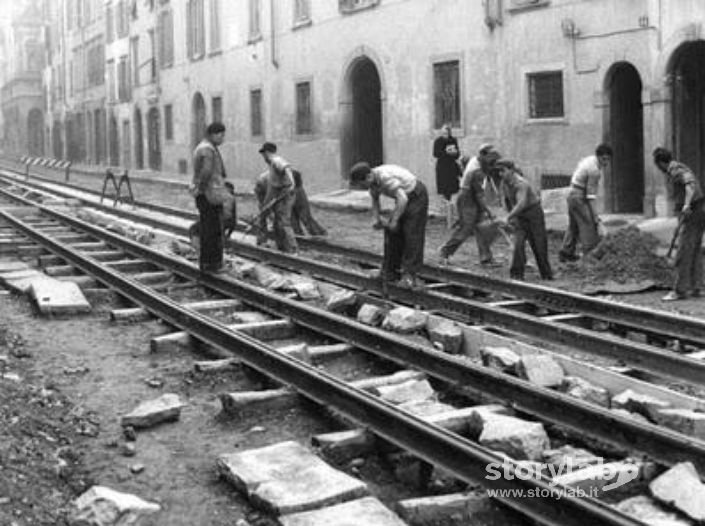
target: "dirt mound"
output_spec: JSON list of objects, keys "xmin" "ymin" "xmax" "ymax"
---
[{"xmin": 571, "ymin": 226, "xmax": 672, "ymax": 287}]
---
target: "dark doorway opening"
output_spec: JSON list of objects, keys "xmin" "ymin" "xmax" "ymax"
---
[
  {"xmin": 134, "ymin": 108, "xmax": 144, "ymax": 169},
  {"xmin": 671, "ymin": 41, "xmax": 705, "ymax": 187},
  {"xmin": 341, "ymin": 57, "xmax": 383, "ymax": 178},
  {"xmin": 109, "ymin": 114, "xmax": 119, "ymax": 166},
  {"xmin": 605, "ymin": 62, "xmax": 644, "ymax": 213}
]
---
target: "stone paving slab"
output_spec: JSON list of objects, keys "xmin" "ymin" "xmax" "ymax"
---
[
  {"xmin": 279, "ymin": 496, "xmax": 407, "ymax": 526},
  {"xmin": 217, "ymin": 441, "xmax": 369, "ymax": 515},
  {"xmin": 29, "ymin": 279, "xmax": 91, "ymax": 314},
  {"xmin": 0, "ymin": 269, "xmax": 55, "ymax": 294}
]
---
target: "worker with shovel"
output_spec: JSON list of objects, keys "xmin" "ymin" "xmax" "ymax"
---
[
  {"xmin": 258, "ymin": 142, "xmax": 298, "ymax": 254},
  {"xmin": 653, "ymin": 147, "xmax": 705, "ymax": 301},
  {"xmin": 496, "ymin": 159, "xmax": 553, "ymax": 281},
  {"xmin": 349, "ymin": 162, "xmax": 429, "ymax": 289}
]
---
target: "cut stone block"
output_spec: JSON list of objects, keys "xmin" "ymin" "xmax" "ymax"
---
[
  {"xmin": 649, "ymin": 462, "xmax": 705, "ymax": 522},
  {"xmin": 543, "ymin": 446, "xmax": 602, "ymax": 471},
  {"xmin": 478, "ymin": 415, "xmax": 550, "ymax": 461},
  {"xmin": 615, "ymin": 495, "xmax": 690, "ymax": 526},
  {"xmin": 653, "ymin": 408, "xmax": 705, "ymax": 439},
  {"xmin": 426, "ymin": 316, "xmax": 463, "ymax": 354},
  {"xmin": 382, "ymin": 307, "xmax": 428, "ymax": 334},
  {"xmin": 0, "ymin": 268, "xmax": 53, "ymax": 294},
  {"xmin": 612, "ymin": 389, "xmax": 671, "ymax": 421},
  {"xmin": 231, "ymin": 311, "xmax": 270, "ymax": 324},
  {"xmin": 466, "ymin": 404, "xmax": 514, "ymax": 438},
  {"xmin": 291, "ymin": 279, "xmax": 320, "ymax": 300},
  {"xmin": 253, "ymin": 265, "xmax": 288, "ymax": 289},
  {"xmin": 312, "ymin": 429, "xmax": 376, "ymax": 461},
  {"xmin": 357, "ymin": 304, "xmax": 385, "ymax": 326},
  {"xmin": 325, "ymin": 289, "xmax": 357, "ymax": 313},
  {"xmin": 398, "ymin": 400, "xmax": 455, "ymax": 417},
  {"xmin": 611, "ymin": 408, "xmax": 650, "ymax": 425},
  {"xmin": 29, "ymin": 279, "xmax": 91, "ymax": 314},
  {"xmin": 217, "ymin": 441, "xmax": 368, "ymax": 515},
  {"xmin": 563, "ymin": 376, "xmax": 611, "ymax": 408},
  {"xmin": 398, "ymin": 492, "xmax": 519, "ymax": 526},
  {"xmin": 68, "ymin": 485, "xmax": 160, "ymax": 525},
  {"xmin": 121, "ymin": 393, "xmax": 185, "ymax": 429},
  {"xmin": 279, "ymin": 497, "xmax": 405, "ymax": 526},
  {"xmin": 373, "ymin": 379, "xmax": 436, "ymax": 405},
  {"xmin": 194, "ymin": 358, "xmax": 238, "ymax": 372},
  {"xmin": 220, "ymin": 389, "xmax": 296, "ymax": 414},
  {"xmin": 480, "ymin": 347, "xmax": 520, "ymax": 374},
  {"xmin": 553, "ymin": 461, "xmax": 643, "ymax": 495},
  {"xmin": 516, "ymin": 354, "xmax": 564, "ymax": 388}
]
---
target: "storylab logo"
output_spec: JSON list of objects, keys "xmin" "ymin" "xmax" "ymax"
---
[{"xmin": 485, "ymin": 458, "xmax": 639, "ymax": 492}]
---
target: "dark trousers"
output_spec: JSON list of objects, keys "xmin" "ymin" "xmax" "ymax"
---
[
  {"xmin": 560, "ymin": 192, "xmax": 599, "ymax": 257},
  {"xmin": 440, "ymin": 193, "xmax": 496, "ymax": 263},
  {"xmin": 674, "ymin": 204, "xmax": 705, "ymax": 295},
  {"xmin": 271, "ymin": 188, "xmax": 298, "ymax": 253},
  {"xmin": 291, "ymin": 186, "xmax": 327, "ymax": 236},
  {"xmin": 385, "ymin": 181, "xmax": 429, "ymax": 279},
  {"xmin": 195, "ymin": 194, "xmax": 224, "ymax": 271},
  {"xmin": 510, "ymin": 204, "xmax": 553, "ymax": 280}
]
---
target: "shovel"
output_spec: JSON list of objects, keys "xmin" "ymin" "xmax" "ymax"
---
[{"xmin": 666, "ymin": 215, "xmax": 685, "ymax": 261}]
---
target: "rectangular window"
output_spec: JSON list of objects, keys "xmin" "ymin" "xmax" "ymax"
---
[
  {"xmin": 116, "ymin": 0, "xmax": 129, "ymax": 38},
  {"xmin": 433, "ymin": 60, "xmax": 461, "ymax": 129},
  {"xmin": 212, "ymin": 96, "xmax": 222, "ymax": 123},
  {"xmin": 148, "ymin": 29, "xmax": 157, "ymax": 79},
  {"xmin": 209, "ymin": 0, "xmax": 221, "ymax": 51},
  {"xmin": 117, "ymin": 55, "xmax": 129, "ymax": 101},
  {"xmin": 528, "ymin": 71, "xmax": 564, "ymax": 119},
  {"xmin": 107, "ymin": 58, "xmax": 115, "ymax": 101},
  {"xmin": 164, "ymin": 104, "xmax": 173, "ymax": 140},
  {"xmin": 158, "ymin": 9, "xmax": 174, "ymax": 68},
  {"xmin": 250, "ymin": 89, "xmax": 263, "ymax": 137},
  {"xmin": 105, "ymin": 3, "xmax": 114, "ymax": 43},
  {"xmin": 249, "ymin": 0, "xmax": 261, "ymax": 40},
  {"xmin": 295, "ymin": 81, "xmax": 312, "ymax": 135},
  {"xmin": 187, "ymin": 0, "xmax": 205, "ymax": 59},
  {"xmin": 294, "ymin": 0, "xmax": 310, "ymax": 24},
  {"xmin": 130, "ymin": 36, "xmax": 139, "ymax": 87}
]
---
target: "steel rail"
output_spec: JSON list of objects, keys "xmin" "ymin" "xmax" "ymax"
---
[
  {"xmin": 0, "ymin": 169, "xmax": 705, "ymax": 346},
  {"xmin": 3, "ymin": 168, "xmax": 702, "ymax": 346},
  {"xmin": 5, "ymin": 197, "xmax": 705, "ymax": 477},
  {"xmin": 0, "ymin": 206, "xmax": 641, "ymax": 526},
  {"xmin": 0, "ymin": 177, "xmax": 703, "ymax": 387},
  {"xmin": 228, "ymin": 240, "xmax": 705, "ymax": 388}
]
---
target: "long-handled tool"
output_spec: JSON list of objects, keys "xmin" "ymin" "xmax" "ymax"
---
[
  {"xmin": 666, "ymin": 215, "xmax": 685, "ymax": 260},
  {"xmin": 239, "ymin": 191, "xmax": 289, "ymax": 241}
]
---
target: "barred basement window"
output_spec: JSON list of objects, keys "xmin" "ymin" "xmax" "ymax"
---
[
  {"xmin": 528, "ymin": 71, "xmax": 564, "ymax": 119},
  {"xmin": 295, "ymin": 81, "xmax": 312, "ymax": 135},
  {"xmin": 433, "ymin": 60, "xmax": 461, "ymax": 129}
]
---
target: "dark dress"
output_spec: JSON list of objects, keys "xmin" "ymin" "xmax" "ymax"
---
[{"xmin": 433, "ymin": 135, "xmax": 461, "ymax": 200}]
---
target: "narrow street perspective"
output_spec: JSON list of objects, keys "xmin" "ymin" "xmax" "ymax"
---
[{"xmin": 1, "ymin": 1, "xmax": 705, "ymax": 526}]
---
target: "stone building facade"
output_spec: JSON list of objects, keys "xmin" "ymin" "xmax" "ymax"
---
[{"xmin": 4, "ymin": 0, "xmax": 705, "ymax": 216}]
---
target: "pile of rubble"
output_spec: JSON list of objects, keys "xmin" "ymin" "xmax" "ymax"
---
[{"xmin": 576, "ymin": 226, "xmax": 672, "ymax": 287}]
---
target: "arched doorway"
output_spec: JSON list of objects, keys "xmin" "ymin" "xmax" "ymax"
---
[
  {"xmin": 671, "ymin": 41, "xmax": 705, "ymax": 185},
  {"xmin": 604, "ymin": 62, "xmax": 644, "ymax": 213},
  {"xmin": 147, "ymin": 107, "xmax": 161, "ymax": 170},
  {"xmin": 27, "ymin": 109, "xmax": 44, "ymax": 156},
  {"xmin": 192, "ymin": 92, "xmax": 206, "ymax": 149},
  {"xmin": 134, "ymin": 108, "xmax": 144, "ymax": 169},
  {"xmin": 340, "ymin": 57, "xmax": 384, "ymax": 177},
  {"xmin": 109, "ymin": 113, "xmax": 119, "ymax": 166},
  {"xmin": 52, "ymin": 120, "xmax": 63, "ymax": 159}
]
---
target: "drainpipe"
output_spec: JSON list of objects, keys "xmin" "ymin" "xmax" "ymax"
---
[{"xmin": 270, "ymin": 0, "xmax": 278, "ymax": 68}]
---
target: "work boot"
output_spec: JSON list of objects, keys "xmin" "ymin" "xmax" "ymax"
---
[{"xmin": 662, "ymin": 291, "xmax": 687, "ymax": 302}]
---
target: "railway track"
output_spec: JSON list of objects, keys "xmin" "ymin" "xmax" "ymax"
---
[
  {"xmin": 0, "ymin": 173, "xmax": 700, "ymax": 524},
  {"xmin": 1, "ymin": 167, "xmax": 704, "ymax": 392}
]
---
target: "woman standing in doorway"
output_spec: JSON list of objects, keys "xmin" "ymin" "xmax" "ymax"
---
[{"xmin": 433, "ymin": 124, "xmax": 461, "ymax": 227}]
